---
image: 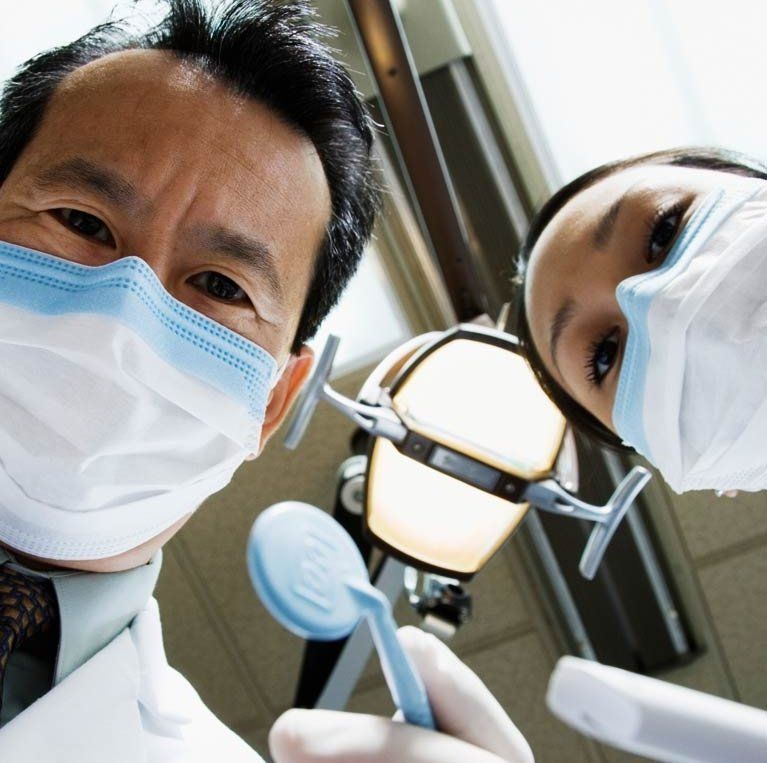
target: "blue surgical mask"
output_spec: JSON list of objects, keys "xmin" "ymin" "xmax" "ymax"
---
[
  {"xmin": 612, "ymin": 178, "xmax": 767, "ymax": 492},
  {"xmin": 0, "ymin": 241, "xmax": 281, "ymax": 559}
]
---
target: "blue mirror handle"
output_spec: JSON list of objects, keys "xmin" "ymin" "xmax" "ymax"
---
[{"xmin": 345, "ymin": 580, "xmax": 435, "ymax": 729}]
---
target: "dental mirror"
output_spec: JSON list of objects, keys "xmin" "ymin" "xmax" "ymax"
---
[{"xmin": 247, "ymin": 501, "xmax": 435, "ymax": 729}]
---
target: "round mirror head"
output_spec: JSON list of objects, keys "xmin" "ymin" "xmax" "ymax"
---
[{"xmin": 247, "ymin": 501, "xmax": 369, "ymax": 641}]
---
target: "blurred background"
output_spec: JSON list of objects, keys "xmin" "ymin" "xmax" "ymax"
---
[{"xmin": 2, "ymin": 1, "xmax": 765, "ymax": 760}]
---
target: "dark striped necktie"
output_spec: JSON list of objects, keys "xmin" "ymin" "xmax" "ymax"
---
[{"xmin": 0, "ymin": 564, "xmax": 58, "ymax": 713}]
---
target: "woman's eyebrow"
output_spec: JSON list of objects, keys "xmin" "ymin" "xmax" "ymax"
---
[
  {"xmin": 549, "ymin": 297, "xmax": 577, "ymax": 373},
  {"xmin": 592, "ymin": 188, "xmax": 632, "ymax": 249}
]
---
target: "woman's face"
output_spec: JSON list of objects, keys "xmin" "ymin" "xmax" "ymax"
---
[{"xmin": 524, "ymin": 164, "xmax": 751, "ymax": 432}]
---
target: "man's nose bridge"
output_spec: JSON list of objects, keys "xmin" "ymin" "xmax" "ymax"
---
[
  {"xmin": 129, "ymin": 247, "xmax": 176, "ymax": 286},
  {"xmin": 124, "ymin": 220, "xmax": 187, "ymax": 290},
  {"xmin": 122, "ymin": 161, "xmax": 204, "ymax": 287}
]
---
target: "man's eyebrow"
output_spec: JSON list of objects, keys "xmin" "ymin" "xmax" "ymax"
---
[
  {"xmin": 549, "ymin": 297, "xmax": 577, "ymax": 374},
  {"xmin": 33, "ymin": 158, "xmax": 146, "ymax": 213},
  {"xmin": 196, "ymin": 226, "xmax": 283, "ymax": 300},
  {"xmin": 35, "ymin": 160, "xmax": 284, "ymax": 300}
]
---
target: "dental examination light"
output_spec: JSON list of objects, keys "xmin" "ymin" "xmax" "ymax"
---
[{"xmin": 285, "ymin": 325, "xmax": 651, "ymax": 580}]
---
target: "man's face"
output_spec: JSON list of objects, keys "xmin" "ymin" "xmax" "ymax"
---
[
  {"xmin": 0, "ymin": 49, "xmax": 330, "ymax": 358},
  {"xmin": 0, "ymin": 49, "xmax": 330, "ymax": 570}
]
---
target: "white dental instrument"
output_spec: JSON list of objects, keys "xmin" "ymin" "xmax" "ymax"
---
[{"xmin": 547, "ymin": 656, "xmax": 767, "ymax": 763}]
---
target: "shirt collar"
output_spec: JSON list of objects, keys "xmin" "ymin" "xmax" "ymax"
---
[{"xmin": 0, "ymin": 547, "xmax": 162, "ymax": 684}]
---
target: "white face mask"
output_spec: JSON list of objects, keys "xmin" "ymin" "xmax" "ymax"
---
[
  {"xmin": 0, "ymin": 241, "xmax": 281, "ymax": 560},
  {"xmin": 613, "ymin": 178, "xmax": 767, "ymax": 493}
]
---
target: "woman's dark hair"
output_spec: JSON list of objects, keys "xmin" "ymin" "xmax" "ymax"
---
[
  {"xmin": 516, "ymin": 146, "xmax": 767, "ymax": 448},
  {"xmin": 0, "ymin": 0, "xmax": 380, "ymax": 351}
]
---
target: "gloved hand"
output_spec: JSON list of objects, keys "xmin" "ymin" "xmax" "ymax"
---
[{"xmin": 269, "ymin": 625, "xmax": 534, "ymax": 763}]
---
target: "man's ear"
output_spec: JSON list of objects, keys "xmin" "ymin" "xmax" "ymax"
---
[{"xmin": 247, "ymin": 344, "xmax": 315, "ymax": 459}]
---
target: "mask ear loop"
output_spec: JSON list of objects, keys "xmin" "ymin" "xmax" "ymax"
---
[
  {"xmin": 242, "ymin": 356, "xmax": 293, "ymax": 456},
  {"xmin": 269, "ymin": 355, "xmax": 291, "ymax": 389}
]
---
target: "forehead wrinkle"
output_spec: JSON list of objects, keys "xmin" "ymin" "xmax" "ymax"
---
[{"xmin": 32, "ymin": 157, "xmax": 149, "ymax": 216}]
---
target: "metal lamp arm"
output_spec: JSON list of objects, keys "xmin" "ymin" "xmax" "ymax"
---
[
  {"xmin": 284, "ymin": 335, "xmax": 340, "ymax": 449},
  {"xmin": 525, "ymin": 480, "xmax": 612, "ymax": 521},
  {"xmin": 525, "ymin": 467, "xmax": 650, "ymax": 523},
  {"xmin": 323, "ymin": 386, "xmax": 407, "ymax": 442},
  {"xmin": 285, "ymin": 335, "xmax": 407, "ymax": 449}
]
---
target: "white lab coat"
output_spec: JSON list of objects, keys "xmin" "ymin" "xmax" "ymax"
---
[{"xmin": 0, "ymin": 597, "xmax": 265, "ymax": 762}]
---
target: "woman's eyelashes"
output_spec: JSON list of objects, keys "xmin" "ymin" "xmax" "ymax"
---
[
  {"xmin": 53, "ymin": 208, "xmax": 115, "ymax": 246},
  {"xmin": 645, "ymin": 200, "xmax": 686, "ymax": 264},
  {"xmin": 585, "ymin": 328, "xmax": 620, "ymax": 387}
]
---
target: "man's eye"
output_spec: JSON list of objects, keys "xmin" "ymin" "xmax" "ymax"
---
[
  {"xmin": 56, "ymin": 208, "xmax": 114, "ymax": 245},
  {"xmin": 189, "ymin": 271, "xmax": 249, "ymax": 303},
  {"xmin": 646, "ymin": 202, "xmax": 685, "ymax": 264},
  {"xmin": 585, "ymin": 329, "xmax": 620, "ymax": 387}
]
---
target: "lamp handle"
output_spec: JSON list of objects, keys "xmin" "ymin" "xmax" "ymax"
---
[
  {"xmin": 579, "ymin": 466, "xmax": 651, "ymax": 579},
  {"xmin": 526, "ymin": 466, "xmax": 651, "ymax": 579},
  {"xmin": 284, "ymin": 334, "xmax": 340, "ymax": 450},
  {"xmin": 284, "ymin": 335, "xmax": 408, "ymax": 450}
]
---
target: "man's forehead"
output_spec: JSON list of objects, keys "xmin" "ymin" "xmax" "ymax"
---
[
  {"xmin": 32, "ymin": 47, "xmax": 330, "ymax": 213},
  {"xmin": 45, "ymin": 50, "xmax": 260, "ymax": 154},
  {"xmin": 55, "ymin": 48, "xmax": 226, "ymax": 102}
]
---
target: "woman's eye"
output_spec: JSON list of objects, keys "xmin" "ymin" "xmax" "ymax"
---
[
  {"xmin": 646, "ymin": 203, "xmax": 684, "ymax": 264},
  {"xmin": 586, "ymin": 330, "xmax": 620, "ymax": 387},
  {"xmin": 189, "ymin": 271, "xmax": 249, "ymax": 304},
  {"xmin": 56, "ymin": 208, "xmax": 114, "ymax": 245}
]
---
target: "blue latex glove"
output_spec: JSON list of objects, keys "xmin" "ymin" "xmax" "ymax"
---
[{"xmin": 270, "ymin": 626, "xmax": 534, "ymax": 763}]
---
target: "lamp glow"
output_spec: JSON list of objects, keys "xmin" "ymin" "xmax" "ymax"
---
[
  {"xmin": 366, "ymin": 332, "xmax": 566, "ymax": 577},
  {"xmin": 392, "ymin": 339, "xmax": 565, "ymax": 478}
]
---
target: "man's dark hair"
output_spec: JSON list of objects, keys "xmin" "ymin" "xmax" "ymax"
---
[
  {"xmin": 515, "ymin": 146, "xmax": 767, "ymax": 449},
  {"xmin": 0, "ymin": 0, "xmax": 380, "ymax": 350}
]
